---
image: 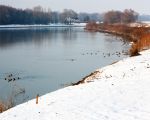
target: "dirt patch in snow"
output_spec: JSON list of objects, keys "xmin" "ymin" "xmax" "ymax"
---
[{"xmin": 72, "ymin": 70, "xmax": 102, "ymax": 86}]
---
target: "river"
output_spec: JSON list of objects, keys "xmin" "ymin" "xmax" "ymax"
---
[{"xmin": 0, "ymin": 27, "xmax": 130, "ymax": 105}]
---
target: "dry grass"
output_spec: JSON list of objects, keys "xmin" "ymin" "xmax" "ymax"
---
[
  {"xmin": 139, "ymin": 33, "xmax": 150, "ymax": 50},
  {"xmin": 0, "ymin": 98, "xmax": 14, "ymax": 113},
  {"xmin": 130, "ymin": 33, "xmax": 150, "ymax": 56},
  {"xmin": 101, "ymin": 24, "xmax": 150, "ymax": 53},
  {"xmin": 72, "ymin": 70, "xmax": 102, "ymax": 85},
  {"xmin": 85, "ymin": 22, "xmax": 150, "ymax": 56},
  {"xmin": 85, "ymin": 22, "xmax": 99, "ymax": 31},
  {"xmin": 129, "ymin": 42, "xmax": 140, "ymax": 56},
  {"xmin": 0, "ymin": 101, "xmax": 6, "ymax": 113}
]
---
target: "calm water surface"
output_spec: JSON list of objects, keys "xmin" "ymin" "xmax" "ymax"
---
[{"xmin": 0, "ymin": 27, "xmax": 130, "ymax": 105}]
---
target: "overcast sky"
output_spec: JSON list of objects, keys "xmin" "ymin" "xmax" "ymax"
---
[{"xmin": 1, "ymin": 0, "xmax": 150, "ymax": 14}]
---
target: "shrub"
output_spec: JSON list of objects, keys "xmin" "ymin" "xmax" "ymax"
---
[
  {"xmin": 0, "ymin": 99, "xmax": 14, "ymax": 113},
  {"xmin": 86, "ymin": 23, "xmax": 150, "ymax": 56},
  {"xmin": 130, "ymin": 42, "xmax": 140, "ymax": 56},
  {"xmin": 139, "ymin": 33, "xmax": 150, "ymax": 50},
  {"xmin": 0, "ymin": 101, "xmax": 6, "ymax": 113},
  {"xmin": 85, "ymin": 22, "xmax": 99, "ymax": 31}
]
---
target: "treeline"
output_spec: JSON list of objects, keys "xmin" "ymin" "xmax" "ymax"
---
[
  {"xmin": 0, "ymin": 5, "xmax": 102, "ymax": 25},
  {"xmin": 0, "ymin": 5, "xmax": 140, "ymax": 25},
  {"xmin": 104, "ymin": 9, "xmax": 138, "ymax": 24},
  {"xmin": 0, "ymin": 5, "xmax": 51, "ymax": 25}
]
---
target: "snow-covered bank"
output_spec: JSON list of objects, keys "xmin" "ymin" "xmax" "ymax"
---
[
  {"xmin": 0, "ymin": 23, "xmax": 86, "ymax": 29},
  {"xmin": 0, "ymin": 50, "xmax": 150, "ymax": 120}
]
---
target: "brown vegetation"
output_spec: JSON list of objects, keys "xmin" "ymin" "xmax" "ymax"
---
[
  {"xmin": 0, "ymin": 99, "xmax": 14, "ymax": 113},
  {"xmin": 85, "ymin": 22, "xmax": 150, "ymax": 56},
  {"xmin": 0, "ymin": 101, "xmax": 5, "ymax": 113},
  {"xmin": 72, "ymin": 70, "xmax": 101, "ymax": 85},
  {"xmin": 85, "ymin": 22, "xmax": 99, "ymax": 31},
  {"xmin": 104, "ymin": 9, "xmax": 138, "ymax": 24},
  {"xmin": 129, "ymin": 32, "xmax": 150, "ymax": 56},
  {"xmin": 138, "ymin": 33, "xmax": 150, "ymax": 50},
  {"xmin": 130, "ymin": 43, "xmax": 140, "ymax": 56}
]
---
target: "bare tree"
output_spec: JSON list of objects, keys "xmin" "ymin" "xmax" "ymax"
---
[{"xmin": 103, "ymin": 9, "xmax": 138, "ymax": 24}]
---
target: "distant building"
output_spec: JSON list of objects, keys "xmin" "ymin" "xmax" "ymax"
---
[{"xmin": 64, "ymin": 17, "xmax": 80, "ymax": 24}]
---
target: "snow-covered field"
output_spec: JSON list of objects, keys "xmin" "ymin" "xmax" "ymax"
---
[
  {"xmin": 0, "ymin": 23, "xmax": 86, "ymax": 28},
  {"xmin": 0, "ymin": 50, "xmax": 150, "ymax": 120}
]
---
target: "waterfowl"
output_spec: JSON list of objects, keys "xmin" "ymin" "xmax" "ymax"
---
[
  {"xmin": 8, "ymin": 74, "xmax": 13, "ymax": 77},
  {"xmin": 8, "ymin": 79, "xmax": 12, "ymax": 82}
]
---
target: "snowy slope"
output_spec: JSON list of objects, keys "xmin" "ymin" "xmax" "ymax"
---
[{"xmin": 0, "ymin": 50, "xmax": 150, "ymax": 120}]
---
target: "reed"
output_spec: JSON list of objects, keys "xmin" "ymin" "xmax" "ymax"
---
[
  {"xmin": 85, "ymin": 22, "xmax": 150, "ymax": 56},
  {"xmin": 0, "ymin": 99, "xmax": 14, "ymax": 113}
]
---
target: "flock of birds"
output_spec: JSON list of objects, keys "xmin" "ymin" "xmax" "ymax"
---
[
  {"xmin": 81, "ymin": 50, "xmax": 128, "ymax": 58},
  {"xmin": 4, "ymin": 74, "xmax": 21, "ymax": 82},
  {"xmin": 67, "ymin": 50, "xmax": 128, "ymax": 62}
]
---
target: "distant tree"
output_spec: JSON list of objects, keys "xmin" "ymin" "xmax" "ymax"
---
[
  {"xmin": 103, "ymin": 9, "xmax": 138, "ymax": 24},
  {"xmin": 78, "ymin": 13, "xmax": 88, "ymax": 22},
  {"xmin": 89, "ymin": 13, "xmax": 101, "ymax": 22},
  {"xmin": 121, "ymin": 9, "xmax": 138, "ymax": 23},
  {"xmin": 83, "ymin": 16, "xmax": 90, "ymax": 22},
  {"xmin": 50, "ymin": 12, "xmax": 59, "ymax": 23},
  {"xmin": 33, "ymin": 5, "xmax": 43, "ymax": 12},
  {"xmin": 103, "ymin": 10, "xmax": 122, "ymax": 24},
  {"xmin": 78, "ymin": 12, "xmax": 102, "ymax": 22},
  {"xmin": 0, "ymin": 5, "xmax": 51, "ymax": 25},
  {"xmin": 60, "ymin": 9, "xmax": 78, "ymax": 23},
  {"xmin": 0, "ymin": 5, "xmax": 138, "ymax": 25}
]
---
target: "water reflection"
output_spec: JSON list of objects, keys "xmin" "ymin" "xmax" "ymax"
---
[{"xmin": 0, "ymin": 27, "xmax": 78, "ymax": 48}]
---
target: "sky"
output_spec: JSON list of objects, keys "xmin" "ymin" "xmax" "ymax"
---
[{"xmin": 0, "ymin": 0, "xmax": 150, "ymax": 14}]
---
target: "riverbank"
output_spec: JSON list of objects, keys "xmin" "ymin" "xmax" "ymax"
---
[
  {"xmin": 0, "ymin": 49, "xmax": 150, "ymax": 120},
  {"xmin": 85, "ymin": 22, "xmax": 150, "ymax": 56}
]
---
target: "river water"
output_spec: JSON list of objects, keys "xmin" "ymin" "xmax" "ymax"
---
[{"xmin": 0, "ymin": 27, "xmax": 130, "ymax": 105}]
